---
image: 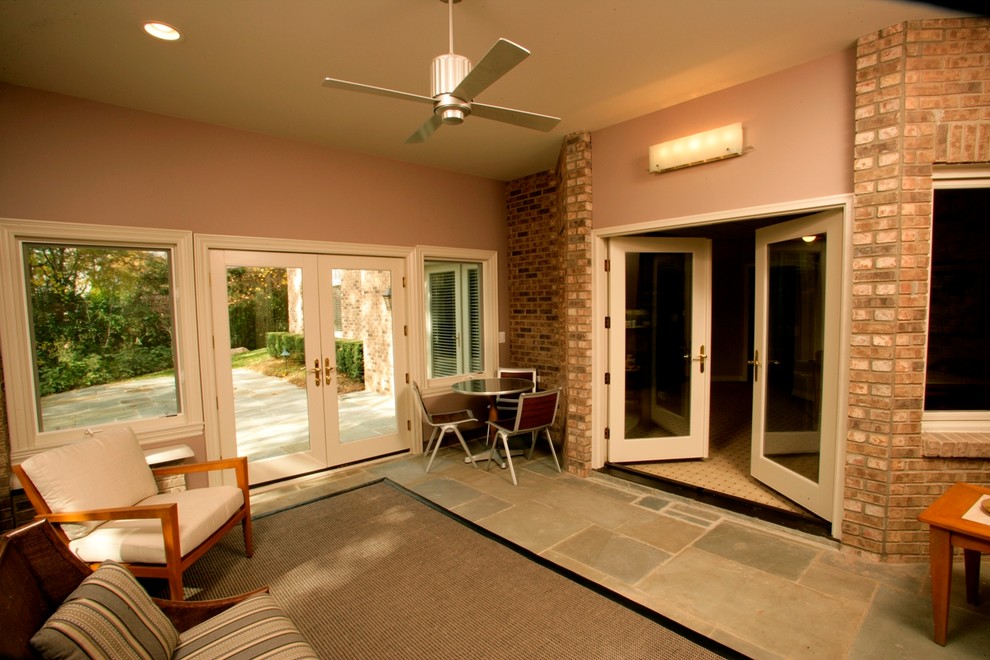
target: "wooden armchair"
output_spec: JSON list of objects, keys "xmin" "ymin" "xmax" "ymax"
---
[
  {"xmin": 1, "ymin": 519, "xmax": 315, "ymax": 659},
  {"xmin": 12, "ymin": 427, "xmax": 253, "ymax": 600}
]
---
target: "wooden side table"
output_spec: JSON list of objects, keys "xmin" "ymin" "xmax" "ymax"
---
[{"xmin": 918, "ymin": 482, "xmax": 990, "ymax": 646}]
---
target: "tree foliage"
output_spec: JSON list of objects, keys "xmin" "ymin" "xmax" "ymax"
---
[{"xmin": 28, "ymin": 245, "xmax": 175, "ymax": 396}]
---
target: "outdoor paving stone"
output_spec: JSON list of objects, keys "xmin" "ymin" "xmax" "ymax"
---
[
  {"xmin": 479, "ymin": 500, "xmax": 589, "ymax": 554},
  {"xmin": 637, "ymin": 546, "xmax": 865, "ymax": 658},
  {"xmin": 552, "ymin": 525, "xmax": 672, "ymax": 584},
  {"xmin": 635, "ymin": 494, "xmax": 673, "ymax": 511},
  {"xmin": 533, "ymin": 484, "xmax": 642, "ymax": 530},
  {"xmin": 851, "ymin": 583, "xmax": 990, "ymax": 658},
  {"xmin": 410, "ymin": 477, "xmax": 484, "ymax": 510},
  {"xmin": 449, "ymin": 493, "xmax": 512, "ymax": 522},
  {"xmin": 692, "ymin": 519, "xmax": 820, "ymax": 581},
  {"xmin": 616, "ymin": 510, "xmax": 709, "ymax": 554},
  {"xmin": 798, "ymin": 557, "xmax": 879, "ymax": 603}
]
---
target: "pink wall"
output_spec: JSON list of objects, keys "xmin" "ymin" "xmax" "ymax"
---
[
  {"xmin": 592, "ymin": 50, "xmax": 855, "ymax": 227},
  {"xmin": 0, "ymin": 84, "xmax": 511, "ymax": 462},
  {"xmin": 0, "ymin": 84, "xmax": 506, "ymax": 249}
]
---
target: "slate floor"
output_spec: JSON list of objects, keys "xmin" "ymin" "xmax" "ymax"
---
[{"xmin": 250, "ymin": 446, "xmax": 990, "ymax": 659}]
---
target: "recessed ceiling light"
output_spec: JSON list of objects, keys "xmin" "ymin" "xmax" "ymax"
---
[{"xmin": 143, "ymin": 21, "xmax": 183, "ymax": 42}]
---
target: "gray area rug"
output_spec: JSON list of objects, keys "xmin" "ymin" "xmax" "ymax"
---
[{"xmin": 179, "ymin": 479, "xmax": 741, "ymax": 659}]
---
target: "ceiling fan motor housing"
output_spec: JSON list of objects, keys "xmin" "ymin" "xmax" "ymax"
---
[{"xmin": 432, "ymin": 53, "xmax": 472, "ymax": 124}]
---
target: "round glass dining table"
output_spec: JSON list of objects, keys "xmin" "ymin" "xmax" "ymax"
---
[{"xmin": 450, "ymin": 377, "xmax": 535, "ymax": 466}]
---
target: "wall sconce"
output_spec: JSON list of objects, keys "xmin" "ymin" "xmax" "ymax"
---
[
  {"xmin": 382, "ymin": 287, "xmax": 392, "ymax": 311},
  {"xmin": 649, "ymin": 122, "xmax": 744, "ymax": 173}
]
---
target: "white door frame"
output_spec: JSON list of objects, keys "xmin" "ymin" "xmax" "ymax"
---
[
  {"xmin": 591, "ymin": 195, "xmax": 853, "ymax": 539},
  {"xmin": 194, "ymin": 234, "xmax": 415, "ymax": 485}
]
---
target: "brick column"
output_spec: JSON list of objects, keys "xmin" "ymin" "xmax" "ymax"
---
[
  {"xmin": 560, "ymin": 132, "xmax": 594, "ymax": 475},
  {"xmin": 505, "ymin": 131, "xmax": 593, "ymax": 476},
  {"xmin": 850, "ymin": 18, "xmax": 990, "ymax": 559}
]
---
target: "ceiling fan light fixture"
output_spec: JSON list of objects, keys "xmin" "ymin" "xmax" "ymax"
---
[
  {"xmin": 440, "ymin": 107, "xmax": 466, "ymax": 125},
  {"xmin": 143, "ymin": 21, "xmax": 183, "ymax": 42}
]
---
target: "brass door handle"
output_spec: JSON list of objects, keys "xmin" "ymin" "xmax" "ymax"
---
[
  {"xmin": 683, "ymin": 345, "xmax": 707, "ymax": 373},
  {"xmin": 747, "ymin": 350, "xmax": 760, "ymax": 382},
  {"xmin": 324, "ymin": 357, "xmax": 335, "ymax": 381},
  {"xmin": 308, "ymin": 359, "xmax": 322, "ymax": 387}
]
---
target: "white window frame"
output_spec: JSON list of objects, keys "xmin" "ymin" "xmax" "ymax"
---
[
  {"xmin": 0, "ymin": 219, "xmax": 203, "ymax": 459},
  {"xmin": 412, "ymin": 246, "xmax": 498, "ymax": 392},
  {"xmin": 923, "ymin": 167, "xmax": 990, "ymax": 433}
]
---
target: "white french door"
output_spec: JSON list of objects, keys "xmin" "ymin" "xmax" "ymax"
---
[
  {"xmin": 605, "ymin": 209, "xmax": 843, "ymax": 522},
  {"xmin": 209, "ymin": 250, "xmax": 408, "ymax": 485},
  {"xmin": 751, "ymin": 210, "xmax": 841, "ymax": 519},
  {"xmin": 606, "ymin": 237, "xmax": 712, "ymax": 461}
]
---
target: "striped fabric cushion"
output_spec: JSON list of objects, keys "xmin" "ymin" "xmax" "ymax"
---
[
  {"xmin": 173, "ymin": 593, "xmax": 317, "ymax": 660},
  {"xmin": 30, "ymin": 561, "xmax": 179, "ymax": 660}
]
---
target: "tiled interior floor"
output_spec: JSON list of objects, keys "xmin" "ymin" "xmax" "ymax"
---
[
  {"xmin": 250, "ymin": 445, "xmax": 990, "ymax": 659},
  {"xmin": 623, "ymin": 382, "xmax": 822, "ymax": 517}
]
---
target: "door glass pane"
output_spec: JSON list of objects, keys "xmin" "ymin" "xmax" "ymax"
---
[
  {"xmin": 225, "ymin": 266, "xmax": 311, "ymax": 461},
  {"xmin": 332, "ymin": 268, "xmax": 398, "ymax": 443},
  {"xmin": 764, "ymin": 235, "xmax": 823, "ymax": 483},
  {"xmin": 26, "ymin": 244, "xmax": 180, "ymax": 432},
  {"xmin": 624, "ymin": 252, "xmax": 691, "ymax": 438}
]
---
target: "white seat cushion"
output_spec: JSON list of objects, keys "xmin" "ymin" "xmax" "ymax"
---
[
  {"xmin": 20, "ymin": 428, "xmax": 159, "ymax": 540},
  {"xmin": 69, "ymin": 486, "xmax": 245, "ymax": 564}
]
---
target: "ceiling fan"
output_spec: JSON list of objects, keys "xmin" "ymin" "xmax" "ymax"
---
[{"xmin": 321, "ymin": 0, "xmax": 561, "ymax": 143}]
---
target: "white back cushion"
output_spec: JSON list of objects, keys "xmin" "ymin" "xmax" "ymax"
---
[{"xmin": 20, "ymin": 428, "xmax": 159, "ymax": 540}]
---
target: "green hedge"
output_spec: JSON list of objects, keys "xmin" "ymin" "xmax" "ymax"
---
[
  {"xmin": 265, "ymin": 332, "xmax": 364, "ymax": 380},
  {"xmin": 335, "ymin": 340, "xmax": 364, "ymax": 380},
  {"xmin": 265, "ymin": 332, "xmax": 305, "ymax": 361}
]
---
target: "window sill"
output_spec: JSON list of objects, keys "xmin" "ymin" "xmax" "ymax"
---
[{"xmin": 921, "ymin": 432, "xmax": 990, "ymax": 459}]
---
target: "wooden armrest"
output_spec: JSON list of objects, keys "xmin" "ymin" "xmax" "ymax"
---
[
  {"xmin": 154, "ymin": 587, "xmax": 270, "ymax": 632},
  {"xmin": 35, "ymin": 503, "xmax": 179, "ymax": 524},
  {"xmin": 38, "ymin": 504, "xmax": 183, "ymax": 565},
  {"xmin": 152, "ymin": 456, "xmax": 250, "ymax": 495},
  {"xmin": 39, "ymin": 503, "xmax": 178, "ymax": 524}
]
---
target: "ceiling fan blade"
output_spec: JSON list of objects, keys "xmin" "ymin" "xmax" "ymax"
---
[
  {"xmin": 322, "ymin": 77, "xmax": 435, "ymax": 105},
  {"xmin": 451, "ymin": 38, "xmax": 530, "ymax": 100},
  {"xmin": 406, "ymin": 114, "xmax": 444, "ymax": 144},
  {"xmin": 470, "ymin": 102, "xmax": 560, "ymax": 132}
]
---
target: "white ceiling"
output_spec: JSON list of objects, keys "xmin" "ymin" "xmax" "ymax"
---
[{"xmin": 0, "ymin": 1, "xmax": 970, "ymax": 181}]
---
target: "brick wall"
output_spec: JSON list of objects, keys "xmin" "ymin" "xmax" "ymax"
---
[
  {"xmin": 338, "ymin": 269, "xmax": 393, "ymax": 393},
  {"xmin": 850, "ymin": 18, "xmax": 990, "ymax": 560},
  {"xmin": 505, "ymin": 131, "xmax": 593, "ymax": 475}
]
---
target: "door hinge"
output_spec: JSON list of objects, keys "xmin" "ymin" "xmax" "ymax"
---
[
  {"xmin": 604, "ymin": 259, "xmax": 611, "ymax": 272},
  {"xmin": 604, "ymin": 316, "xmax": 611, "ymax": 329},
  {"xmin": 604, "ymin": 427, "xmax": 610, "ymax": 440},
  {"xmin": 407, "ymin": 419, "xmax": 412, "ymax": 431},
  {"xmin": 402, "ymin": 276, "xmax": 406, "ymax": 288},
  {"xmin": 604, "ymin": 372, "xmax": 610, "ymax": 385}
]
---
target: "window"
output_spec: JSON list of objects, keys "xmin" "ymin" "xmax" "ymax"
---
[
  {"xmin": 425, "ymin": 261, "xmax": 483, "ymax": 378},
  {"xmin": 0, "ymin": 220, "xmax": 201, "ymax": 455},
  {"xmin": 417, "ymin": 247, "xmax": 498, "ymax": 388},
  {"xmin": 923, "ymin": 170, "xmax": 990, "ymax": 432}
]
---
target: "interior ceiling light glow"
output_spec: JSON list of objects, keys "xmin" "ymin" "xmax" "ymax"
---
[{"xmin": 143, "ymin": 22, "xmax": 183, "ymax": 42}]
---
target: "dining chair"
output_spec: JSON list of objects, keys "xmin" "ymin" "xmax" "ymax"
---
[
  {"xmin": 495, "ymin": 367, "xmax": 537, "ymax": 419},
  {"xmin": 413, "ymin": 381, "xmax": 482, "ymax": 472},
  {"xmin": 486, "ymin": 388, "xmax": 561, "ymax": 485}
]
